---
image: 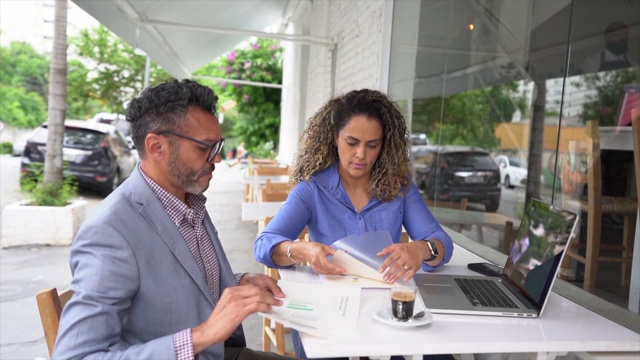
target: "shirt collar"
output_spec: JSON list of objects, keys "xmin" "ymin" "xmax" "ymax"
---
[{"xmin": 139, "ymin": 167, "xmax": 207, "ymax": 227}]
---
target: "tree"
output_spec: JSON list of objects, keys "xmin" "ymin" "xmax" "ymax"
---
[
  {"xmin": 66, "ymin": 59, "xmax": 101, "ymax": 119},
  {"xmin": 43, "ymin": 0, "xmax": 68, "ymax": 188},
  {"xmin": 0, "ymin": 84, "xmax": 47, "ymax": 128},
  {"xmin": 195, "ymin": 38, "xmax": 283, "ymax": 157},
  {"xmin": 0, "ymin": 42, "xmax": 49, "ymax": 128},
  {"xmin": 0, "ymin": 42, "xmax": 50, "ymax": 100},
  {"xmin": 411, "ymin": 82, "xmax": 525, "ymax": 150},
  {"xmin": 580, "ymin": 68, "xmax": 640, "ymax": 126},
  {"xmin": 71, "ymin": 25, "xmax": 171, "ymax": 113}
]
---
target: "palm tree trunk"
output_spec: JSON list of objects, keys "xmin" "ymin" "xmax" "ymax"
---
[
  {"xmin": 526, "ymin": 78, "xmax": 545, "ymax": 208},
  {"xmin": 43, "ymin": 0, "xmax": 68, "ymax": 186}
]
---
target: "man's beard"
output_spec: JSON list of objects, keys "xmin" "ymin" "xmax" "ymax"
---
[{"xmin": 168, "ymin": 149, "xmax": 215, "ymax": 195}]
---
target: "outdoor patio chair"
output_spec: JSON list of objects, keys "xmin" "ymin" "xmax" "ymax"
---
[
  {"xmin": 36, "ymin": 287, "xmax": 73, "ymax": 357},
  {"xmin": 563, "ymin": 120, "xmax": 637, "ymax": 293},
  {"xmin": 261, "ymin": 216, "xmax": 307, "ymax": 356},
  {"xmin": 424, "ymin": 198, "xmax": 469, "ymax": 232}
]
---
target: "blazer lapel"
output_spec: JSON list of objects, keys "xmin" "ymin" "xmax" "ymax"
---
[{"xmin": 129, "ymin": 168, "xmax": 214, "ymax": 307}]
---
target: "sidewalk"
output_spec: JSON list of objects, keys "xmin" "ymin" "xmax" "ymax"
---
[{"xmin": 0, "ymin": 161, "xmax": 264, "ymax": 359}]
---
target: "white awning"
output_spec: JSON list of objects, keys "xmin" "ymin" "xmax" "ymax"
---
[{"xmin": 72, "ymin": 0, "xmax": 293, "ymax": 79}]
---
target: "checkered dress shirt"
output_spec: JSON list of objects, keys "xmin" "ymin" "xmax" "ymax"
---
[{"xmin": 140, "ymin": 170, "xmax": 221, "ymax": 360}]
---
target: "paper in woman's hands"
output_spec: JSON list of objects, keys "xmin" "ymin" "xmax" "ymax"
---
[{"xmin": 324, "ymin": 231, "xmax": 395, "ymax": 287}]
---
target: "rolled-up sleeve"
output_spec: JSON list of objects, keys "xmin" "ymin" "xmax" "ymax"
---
[
  {"xmin": 402, "ymin": 183, "xmax": 454, "ymax": 271},
  {"xmin": 254, "ymin": 183, "xmax": 313, "ymax": 268}
]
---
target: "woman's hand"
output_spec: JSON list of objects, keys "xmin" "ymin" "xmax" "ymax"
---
[
  {"xmin": 377, "ymin": 241, "xmax": 431, "ymax": 283},
  {"xmin": 293, "ymin": 241, "xmax": 347, "ymax": 275}
]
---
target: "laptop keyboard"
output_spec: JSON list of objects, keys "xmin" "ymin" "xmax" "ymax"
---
[{"xmin": 455, "ymin": 278, "xmax": 519, "ymax": 308}]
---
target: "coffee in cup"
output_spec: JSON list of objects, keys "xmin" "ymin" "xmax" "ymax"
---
[{"xmin": 390, "ymin": 285, "xmax": 417, "ymax": 320}]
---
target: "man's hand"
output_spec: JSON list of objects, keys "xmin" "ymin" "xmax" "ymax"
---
[
  {"xmin": 238, "ymin": 273, "xmax": 285, "ymax": 298},
  {"xmin": 191, "ymin": 282, "xmax": 283, "ymax": 354}
]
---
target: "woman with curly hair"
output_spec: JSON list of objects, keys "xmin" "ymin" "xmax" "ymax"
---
[{"xmin": 254, "ymin": 89, "xmax": 453, "ymax": 358}]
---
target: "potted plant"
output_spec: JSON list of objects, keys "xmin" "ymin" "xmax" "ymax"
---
[{"xmin": 1, "ymin": 166, "xmax": 87, "ymax": 248}]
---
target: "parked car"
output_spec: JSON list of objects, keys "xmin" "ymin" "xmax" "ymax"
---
[
  {"xmin": 90, "ymin": 112, "xmax": 134, "ymax": 148},
  {"xmin": 12, "ymin": 129, "xmax": 37, "ymax": 156},
  {"xmin": 413, "ymin": 145, "xmax": 501, "ymax": 212},
  {"xmin": 20, "ymin": 120, "xmax": 137, "ymax": 196},
  {"xmin": 410, "ymin": 145, "xmax": 432, "ymax": 180},
  {"xmin": 494, "ymin": 155, "xmax": 528, "ymax": 189},
  {"xmin": 90, "ymin": 112, "xmax": 138, "ymax": 162}
]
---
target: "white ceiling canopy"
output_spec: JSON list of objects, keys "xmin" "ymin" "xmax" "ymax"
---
[{"xmin": 72, "ymin": 0, "xmax": 296, "ymax": 79}]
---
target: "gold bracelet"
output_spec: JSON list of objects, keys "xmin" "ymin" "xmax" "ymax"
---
[{"xmin": 286, "ymin": 241, "xmax": 298, "ymax": 264}]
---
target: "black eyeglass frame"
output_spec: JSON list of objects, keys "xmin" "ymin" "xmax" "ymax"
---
[{"xmin": 157, "ymin": 130, "xmax": 225, "ymax": 162}]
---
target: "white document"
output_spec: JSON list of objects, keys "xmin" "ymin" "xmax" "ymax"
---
[
  {"xmin": 259, "ymin": 280, "xmax": 361, "ymax": 338},
  {"xmin": 324, "ymin": 250, "xmax": 392, "ymax": 287}
]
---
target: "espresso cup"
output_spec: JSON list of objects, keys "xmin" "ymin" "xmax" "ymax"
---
[{"xmin": 390, "ymin": 285, "xmax": 417, "ymax": 320}]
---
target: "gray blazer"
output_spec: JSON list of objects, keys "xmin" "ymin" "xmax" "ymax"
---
[{"xmin": 53, "ymin": 166, "xmax": 244, "ymax": 359}]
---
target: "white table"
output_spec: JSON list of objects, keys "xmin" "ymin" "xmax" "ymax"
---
[
  {"xmin": 279, "ymin": 239, "xmax": 640, "ymax": 359},
  {"xmin": 241, "ymin": 175, "xmax": 289, "ymax": 202},
  {"xmin": 241, "ymin": 175, "xmax": 290, "ymax": 185},
  {"xmin": 241, "ymin": 201, "xmax": 284, "ymax": 222}
]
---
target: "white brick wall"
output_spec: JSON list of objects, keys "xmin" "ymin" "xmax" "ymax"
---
[{"xmin": 279, "ymin": 0, "xmax": 388, "ymax": 163}]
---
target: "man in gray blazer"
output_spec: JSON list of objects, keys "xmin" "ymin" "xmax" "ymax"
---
[{"xmin": 54, "ymin": 79, "xmax": 291, "ymax": 360}]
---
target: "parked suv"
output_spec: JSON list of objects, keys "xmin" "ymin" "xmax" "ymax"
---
[
  {"xmin": 20, "ymin": 120, "xmax": 136, "ymax": 196},
  {"xmin": 494, "ymin": 155, "xmax": 528, "ymax": 188},
  {"xmin": 413, "ymin": 145, "xmax": 501, "ymax": 212}
]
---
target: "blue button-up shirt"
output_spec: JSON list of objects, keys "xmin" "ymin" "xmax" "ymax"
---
[{"xmin": 254, "ymin": 163, "xmax": 453, "ymax": 271}]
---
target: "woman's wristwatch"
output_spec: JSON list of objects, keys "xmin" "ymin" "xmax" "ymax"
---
[{"xmin": 424, "ymin": 240, "xmax": 439, "ymax": 262}]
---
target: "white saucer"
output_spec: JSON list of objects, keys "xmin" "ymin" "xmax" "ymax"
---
[{"xmin": 372, "ymin": 307, "xmax": 433, "ymax": 327}]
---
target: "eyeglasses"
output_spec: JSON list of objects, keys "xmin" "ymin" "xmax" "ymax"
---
[{"xmin": 158, "ymin": 130, "xmax": 225, "ymax": 162}]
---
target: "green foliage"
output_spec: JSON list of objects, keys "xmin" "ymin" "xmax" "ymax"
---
[
  {"xmin": 0, "ymin": 84, "xmax": 48, "ymax": 128},
  {"xmin": 20, "ymin": 164, "xmax": 78, "ymax": 207},
  {"xmin": 70, "ymin": 25, "xmax": 171, "ymax": 114},
  {"xmin": 0, "ymin": 42, "xmax": 50, "ymax": 100},
  {"xmin": 195, "ymin": 38, "xmax": 283, "ymax": 155},
  {"xmin": 412, "ymin": 82, "xmax": 526, "ymax": 150},
  {"xmin": 0, "ymin": 141, "xmax": 13, "ymax": 154},
  {"xmin": 580, "ymin": 68, "xmax": 640, "ymax": 126},
  {"xmin": 67, "ymin": 59, "xmax": 102, "ymax": 119},
  {"xmin": 0, "ymin": 42, "xmax": 49, "ymax": 128}
]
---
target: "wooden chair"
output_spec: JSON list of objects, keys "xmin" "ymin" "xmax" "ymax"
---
[
  {"xmin": 563, "ymin": 120, "xmax": 637, "ymax": 293},
  {"xmin": 266, "ymin": 178, "xmax": 291, "ymax": 194},
  {"xmin": 424, "ymin": 198, "xmax": 469, "ymax": 232},
  {"xmin": 244, "ymin": 158, "xmax": 280, "ymax": 202},
  {"xmin": 36, "ymin": 287, "xmax": 73, "ymax": 357},
  {"xmin": 502, "ymin": 220, "xmax": 519, "ymax": 255},
  {"xmin": 259, "ymin": 187, "xmax": 289, "ymax": 202},
  {"xmin": 424, "ymin": 198, "xmax": 468, "ymax": 210},
  {"xmin": 261, "ymin": 216, "xmax": 308, "ymax": 356},
  {"xmin": 255, "ymin": 164, "xmax": 290, "ymax": 176}
]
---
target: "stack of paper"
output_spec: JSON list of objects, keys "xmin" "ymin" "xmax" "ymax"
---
[{"xmin": 260, "ymin": 280, "xmax": 361, "ymax": 338}]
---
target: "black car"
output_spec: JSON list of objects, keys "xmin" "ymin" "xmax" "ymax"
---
[
  {"xmin": 21, "ymin": 120, "xmax": 137, "ymax": 196},
  {"xmin": 413, "ymin": 145, "xmax": 501, "ymax": 212}
]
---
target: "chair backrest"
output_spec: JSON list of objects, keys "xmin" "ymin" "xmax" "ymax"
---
[
  {"xmin": 259, "ymin": 187, "xmax": 289, "ymax": 202},
  {"xmin": 424, "ymin": 198, "xmax": 468, "ymax": 210},
  {"xmin": 248, "ymin": 157, "xmax": 278, "ymax": 176},
  {"xmin": 632, "ymin": 113, "xmax": 640, "ymax": 207},
  {"xmin": 255, "ymin": 164, "xmax": 290, "ymax": 176},
  {"xmin": 36, "ymin": 287, "xmax": 73, "ymax": 357},
  {"xmin": 266, "ymin": 178, "xmax": 291, "ymax": 194},
  {"xmin": 585, "ymin": 120, "xmax": 603, "ymax": 207},
  {"xmin": 502, "ymin": 220, "xmax": 518, "ymax": 254}
]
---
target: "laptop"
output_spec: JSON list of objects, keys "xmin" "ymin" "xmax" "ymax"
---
[{"xmin": 416, "ymin": 198, "xmax": 579, "ymax": 318}]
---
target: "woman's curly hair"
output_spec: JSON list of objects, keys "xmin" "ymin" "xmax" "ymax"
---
[{"xmin": 291, "ymin": 89, "xmax": 411, "ymax": 202}]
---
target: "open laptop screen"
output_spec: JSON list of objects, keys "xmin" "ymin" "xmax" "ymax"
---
[{"xmin": 502, "ymin": 199, "xmax": 578, "ymax": 308}]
